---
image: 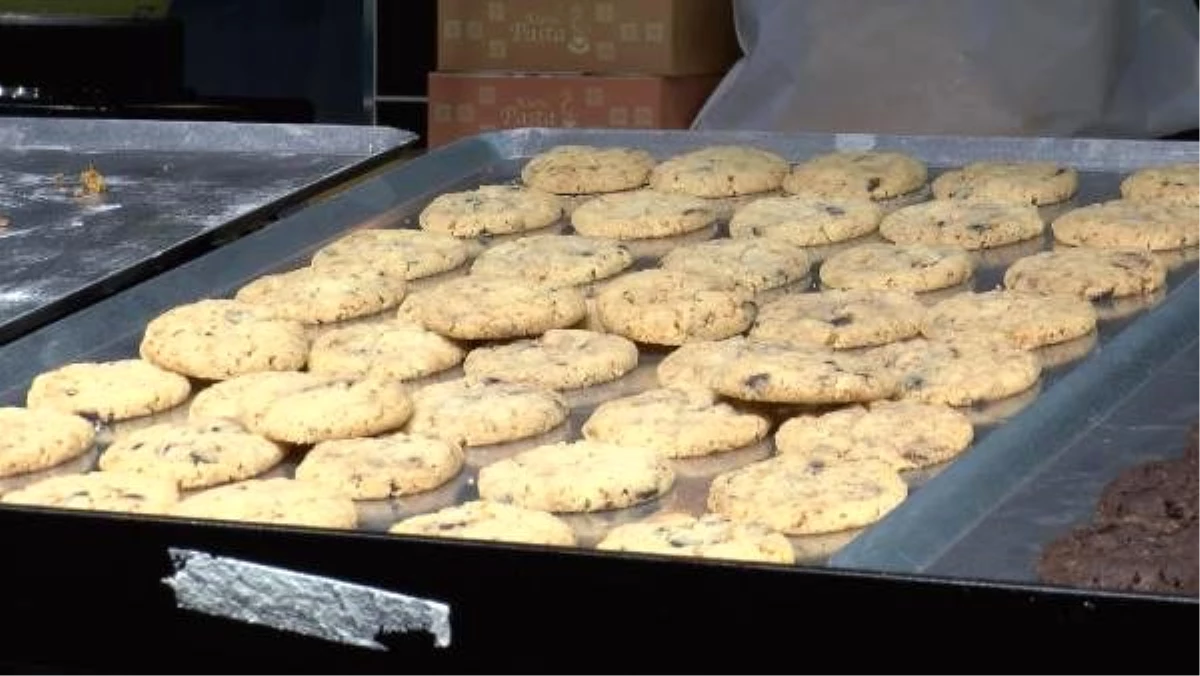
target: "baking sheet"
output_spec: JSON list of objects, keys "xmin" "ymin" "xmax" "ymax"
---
[
  {"xmin": 833, "ymin": 279, "xmax": 1199, "ymax": 576},
  {"xmin": 0, "ymin": 117, "xmax": 415, "ymax": 344},
  {"xmin": 0, "ymin": 128, "xmax": 1194, "ymax": 581}
]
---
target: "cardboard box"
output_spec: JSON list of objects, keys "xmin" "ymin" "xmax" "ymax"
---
[
  {"xmin": 427, "ymin": 71, "xmax": 720, "ymax": 147},
  {"xmin": 437, "ymin": 0, "xmax": 739, "ymax": 75}
]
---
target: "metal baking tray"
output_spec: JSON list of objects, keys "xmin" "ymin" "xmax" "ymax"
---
[
  {"xmin": 0, "ymin": 116, "xmax": 415, "ymax": 344},
  {"xmin": 0, "ymin": 128, "xmax": 1195, "ymax": 672},
  {"xmin": 0, "ymin": 128, "xmax": 1196, "ymax": 546},
  {"xmin": 832, "ymin": 234, "xmax": 1198, "ymax": 577}
]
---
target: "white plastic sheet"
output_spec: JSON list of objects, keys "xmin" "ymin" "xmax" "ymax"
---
[{"xmin": 694, "ymin": 0, "xmax": 1199, "ymax": 138}]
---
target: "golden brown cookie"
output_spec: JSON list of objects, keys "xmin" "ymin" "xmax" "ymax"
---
[
  {"xmin": 1120, "ymin": 163, "xmax": 1198, "ymax": 207},
  {"xmin": 775, "ymin": 400, "xmax": 974, "ymax": 471},
  {"xmin": 0, "ymin": 407, "xmax": 96, "ymax": 479},
  {"xmin": 469, "ymin": 234, "xmax": 633, "ymax": 288},
  {"xmin": 728, "ymin": 195, "xmax": 883, "ymax": 246},
  {"xmin": 1051, "ymin": 200, "xmax": 1200, "ymax": 251},
  {"xmin": 654, "ymin": 338, "xmax": 747, "ymax": 389},
  {"xmin": 477, "ymin": 440, "xmax": 675, "ymax": 513},
  {"xmin": 310, "ymin": 228, "xmax": 471, "ymax": 281},
  {"xmin": 308, "ymin": 320, "xmax": 464, "ymax": 381},
  {"xmin": 659, "ymin": 238, "xmax": 812, "ymax": 295},
  {"xmin": 405, "ymin": 378, "xmax": 569, "ymax": 449},
  {"xmin": 139, "ymin": 299, "xmax": 309, "ymax": 381},
  {"xmin": 749, "ymin": 289, "xmax": 925, "ymax": 350},
  {"xmin": 398, "ymin": 275, "xmax": 587, "ymax": 340},
  {"xmin": 295, "ymin": 432, "xmax": 464, "ymax": 500},
  {"xmin": 714, "ymin": 341, "xmax": 899, "ymax": 405},
  {"xmin": 26, "ymin": 359, "xmax": 191, "ymax": 422},
  {"xmin": 879, "ymin": 200, "xmax": 1044, "ymax": 250},
  {"xmin": 571, "ymin": 189, "xmax": 719, "ymax": 239},
  {"xmin": 1, "ymin": 472, "xmax": 178, "ymax": 515},
  {"xmin": 98, "ymin": 419, "xmax": 284, "ymax": 490},
  {"xmin": 389, "ymin": 500, "xmax": 577, "ymax": 546},
  {"xmin": 521, "ymin": 145, "xmax": 656, "ymax": 194},
  {"xmin": 649, "ymin": 145, "xmax": 788, "ymax": 198},
  {"xmin": 819, "ymin": 243, "xmax": 973, "ymax": 293},
  {"xmin": 707, "ymin": 456, "xmax": 907, "ymax": 535},
  {"xmin": 922, "ymin": 290, "xmax": 1097, "ymax": 349},
  {"xmin": 594, "ymin": 270, "xmax": 755, "ymax": 346},
  {"xmin": 581, "ymin": 387, "xmax": 770, "ymax": 458},
  {"xmin": 242, "ymin": 377, "xmax": 413, "ymax": 445},
  {"xmin": 172, "ymin": 477, "xmax": 358, "ymax": 529},
  {"xmin": 418, "ymin": 185, "xmax": 563, "ymax": 237},
  {"xmin": 463, "ymin": 329, "xmax": 638, "ymax": 390},
  {"xmin": 931, "ymin": 161, "xmax": 1078, "ymax": 205},
  {"xmin": 869, "ymin": 337, "xmax": 1041, "ymax": 406},
  {"xmin": 783, "ymin": 150, "xmax": 927, "ymax": 200},
  {"xmin": 1003, "ymin": 248, "xmax": 1167, "ymax": 300},
  {"xmin": 597, "ymin": 512, "xmax": 795, "ymax": 564},
  {"xmin": 234, "ymin": 263, "xmax": 407, "ymax": 325}
]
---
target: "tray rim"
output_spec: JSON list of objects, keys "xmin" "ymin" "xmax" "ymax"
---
[{"xmin": 0, "ymin": 115, "xmax": 416, "ymax": 155}]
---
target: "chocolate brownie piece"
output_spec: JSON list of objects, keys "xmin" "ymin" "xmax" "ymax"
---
[
  {"xmin": 1095, "ymin": 457, "xmax": 1198, "ymax": 527},
  {"xmin": 1037, "ymin": 519, "xmax": 1199, "ymax": 595}
]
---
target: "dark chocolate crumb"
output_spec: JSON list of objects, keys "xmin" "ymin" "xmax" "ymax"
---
[
  {"xmin": 635, "ymin": 487, "xmax": 661, "ymax": 500},
  {"xmin": 743, "ymin": 373, "xmax": 771, "ymax": 390}
]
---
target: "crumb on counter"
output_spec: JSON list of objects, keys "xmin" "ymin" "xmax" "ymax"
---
[{"xmin": 77, "ymin": 164, "xmax": 107, "ymax": 196}]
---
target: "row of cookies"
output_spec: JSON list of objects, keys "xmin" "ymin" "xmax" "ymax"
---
[
  {"xmin": 517, "ymin": 143, "xmax": 1197, "ymax": 207},
  {"xmin": 0, "ymin": 366, "xmax": 794, "ymax": 563},
  {"xmin": 420, "ymin": 145, "xmax": 1197, "ymax": 260}
]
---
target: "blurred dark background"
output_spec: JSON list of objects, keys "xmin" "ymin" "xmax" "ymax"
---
[{"xmin": 0, "ymin": 0, "xmax": 437, "ymax": 138}]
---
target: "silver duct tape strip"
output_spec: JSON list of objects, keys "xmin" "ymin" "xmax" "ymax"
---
[{"xmin": 162, "ymin": 548, "xmax": 451, "ymax": 650}]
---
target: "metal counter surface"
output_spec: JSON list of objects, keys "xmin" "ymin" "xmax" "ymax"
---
[{"xmin": 0, "ymin": 117, "xmax": 414, "ymax": 343}]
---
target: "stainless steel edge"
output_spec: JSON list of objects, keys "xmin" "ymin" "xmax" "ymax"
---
[
  {"xmin": 474, "ymin": 127, "xmax": 1198, "ymax": 169},
  {"xmin": 0, "ymin": 117, "xmax": 414, "ymax": 155}
]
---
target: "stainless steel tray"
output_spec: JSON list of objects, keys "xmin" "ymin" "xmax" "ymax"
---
[
  {"xmin": 833, "ymin": 272, "xmax": 1198, "ymax": 574},
  {"xmin": 0, "ymin": 128, "xmax": 1194, "ymax": 587},
  {"xmin": 0, "ymin": 117, "xmax": 415, "ymax": 344}
]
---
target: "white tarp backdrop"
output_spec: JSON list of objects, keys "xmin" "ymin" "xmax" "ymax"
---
[{"xmin": 693, "ymin": 0, "xmax": 1199, "ymax": 138}]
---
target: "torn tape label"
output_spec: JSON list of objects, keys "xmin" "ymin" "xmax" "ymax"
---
[{"xmin": 162, "ymin": 548, "xmax": 451, "ymax": 650}]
